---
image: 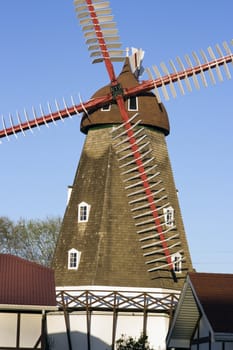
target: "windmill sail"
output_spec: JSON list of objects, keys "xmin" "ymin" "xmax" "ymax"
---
[{"xmin": 74, "ymin": 0, "xmax": 125, "ymax": 64}]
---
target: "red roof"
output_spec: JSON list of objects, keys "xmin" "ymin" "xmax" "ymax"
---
[
  {"xmin": 189, "ymin": 272, "xmax": 233, "ymax": 333},
  {"xmin": 0, "ymin": 254, "xmax": 56, "ymax": 308}
]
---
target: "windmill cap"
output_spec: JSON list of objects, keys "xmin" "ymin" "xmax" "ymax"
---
[{"xmin": 80, "ymin": 58, "xmax": 170, "ymax": 135}]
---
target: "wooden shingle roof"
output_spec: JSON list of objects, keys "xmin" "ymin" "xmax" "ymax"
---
[
  {"xmin": 0, "ymin": 254, "xmax": 56, "ymax": 310},
  {"xmin": 80, "ymin": 57, "xmax": 170, "ymax": 135},
  {"xmin": 52, "ymin": 58, "xmax": 193, "ymax": 290}
]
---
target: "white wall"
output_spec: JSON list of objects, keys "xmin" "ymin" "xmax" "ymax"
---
[
  {"xmin": 47, "ymin": 310, "xmax": 170, "ymax": 350},
  {"xmin": 0, "ymin": 313, "xmax": 42, "ymax": 348}
]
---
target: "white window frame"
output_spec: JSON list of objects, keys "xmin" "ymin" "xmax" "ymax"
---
[
  {"xmin": 128, "ymin": 96, "xmax": 138, "ymax": 111},
  {"xmin": 163, "ymin": 206, "xmax": 174, "ymax": 227},
  {"xmin": 68, "ymin": 248, "xmax": 81, "ymax": 270},
  {"xmin": 78, "ymin": 201, "xmax": 90, "ymax": 223},
  {"xmin": 172, "ymin": 252, "xmax": 182, "ymax": 273}
]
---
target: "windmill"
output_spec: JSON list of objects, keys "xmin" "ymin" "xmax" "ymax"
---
[{"xmin": 0, "ymin": 1, "xmax": 233, "ymax": 349}]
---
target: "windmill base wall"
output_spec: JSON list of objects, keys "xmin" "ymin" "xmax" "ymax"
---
[
  {"xmin": 47, "ymin": 286, "xmax": 179, "ymax": 350},
  {"xmin": 47, "ymin": 311, "xmax": 170, "ymax": 350}
]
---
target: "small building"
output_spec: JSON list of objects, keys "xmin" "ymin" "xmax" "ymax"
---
[
  {"xmin": 0, "ymin": 254, "xmax": 57, "ymax": 349},
  {"xmin": 166, "ymin": 272, "xmax": 233, "ymax": 350}
]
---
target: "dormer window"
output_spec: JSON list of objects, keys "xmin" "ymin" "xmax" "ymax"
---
[
  {"xmin": 68, "ymin": 248, "xmax": 81, "ymax": 270},
  {"xmin": 163, "ymin": 206, "xmax": 174, "ymax": 227},
  {"xmin": 128, "ymin": 96, "xmax": 138, "ymax": 111},
  {"xmin": 101, "ymin": 104, "xmax": 111, "ymax": 111},
  {"xmin": 78, "ymin": 201, "xmax": 90, "ymax": 223},
  {"xmin": 172, "ymin": 252, "xmax": 182, "ymax": 273}
]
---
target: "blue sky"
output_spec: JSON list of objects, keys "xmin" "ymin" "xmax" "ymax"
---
[{"xmin": 0, "ymin": 1, "xmax": 232, "ymax": 273}]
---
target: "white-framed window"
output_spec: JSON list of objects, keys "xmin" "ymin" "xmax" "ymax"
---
[
  {"xmin": 101, "ymin": 104, "xmax": 111, "ymax": 111},
  {"xmin": 128, "ymin": 96, "xmax": 138, "ymax": 111},
  {"xmin": 78, "ymin": 201, "xmax": 90, "ymax": 222},
  {"xmin": 172, "ymin": 252, "xmax": 182, "ymax": 273},
  {"xmin": 68, "ymin": 248, "xmax": 81, "ymax": 270},
  {"xmin": 163, "ymin": 206, "xmax": 174, "ymax": 227}
]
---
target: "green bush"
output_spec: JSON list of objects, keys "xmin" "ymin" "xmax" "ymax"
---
[{"xmin": 116, "ymin": 333, "xmax": 154, "ymax": 350}]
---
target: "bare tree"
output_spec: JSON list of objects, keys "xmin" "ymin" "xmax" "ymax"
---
[{"xmin": 0, "ymin": 216, "xmax": 61, "ymax": 267}]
